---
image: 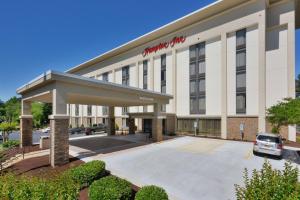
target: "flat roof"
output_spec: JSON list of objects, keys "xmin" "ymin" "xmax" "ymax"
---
[{"xmin": 66, "ymin": 0, "xmax": 250, "ymax": 74}]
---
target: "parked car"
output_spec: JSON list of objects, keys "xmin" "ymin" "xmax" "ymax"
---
[
  {"xmin": 253, "ymin": 133, "xmax": 283, "ymax": 158},
  {"xmin": 41, "ymin": 127, "xmax": 50, "ymax": 133},
  {"xmin": 69, "ymin": 127, "xmax": 85, "ymax": 135},
  {"xmin": 85, "ymin": 123, "xmax": 107, "ymax": 135}
]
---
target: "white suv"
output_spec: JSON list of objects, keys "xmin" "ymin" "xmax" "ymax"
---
[{"xmin": 253, "ymin": 133, "xmax": 283, "ymax": 158}]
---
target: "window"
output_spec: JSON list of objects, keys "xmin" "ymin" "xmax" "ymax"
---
[
  {"xmin": 122, "ymin": 118, "xmax": 127, "ymax": 127},
  {"xmin": 189, "ymin": 42, "xmax": 206, "ymax": 114},
  {"xmin": 75, "ymin": 118, "xmax": 79, "ymax": 128},
  {"xmin": 198, "ymin": 79, "xmax": 205, "ymax": 93},
  {"xmin": 122, "ymin": 66, "xmax": 129, "ymax": 115},
  {"xmin": 122, "ymin": 66, "xmax": 129, "ymax": 86},
  {"xmin": 236, "ymin": 29, "xmax": 246, "ymax": 114},
  {"xmin": 102, "ymin": 106, "xmax": 108, "ymax": 115},
  {"xmin": 122, "ymin": 107, "xmax": 128, "ymax": 115},
  {"xmin": 161, "ymin": 54, "xmax": 166, "ymax": 112},
  {"xmin": 87, "ymin": 105, "xmax": 92, "ymax": 116},
  {"xmin": 102, "ymin": 72, "xmax": 109, "ymax": 82},
  {"xmin": 143, "ymin": 60, "xmax": 148, "ymax": 89},
  {"xmin": 75, "ymin": 105, "xmax": 79, "ymax": 116}
]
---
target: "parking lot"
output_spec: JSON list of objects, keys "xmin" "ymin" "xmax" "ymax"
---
[{"xmin": 70, "ymin": 135, "xmax": 300, "ymax": 200}]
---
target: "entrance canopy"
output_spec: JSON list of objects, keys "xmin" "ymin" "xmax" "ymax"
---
[
  {"xmin": 17, "ymin": 70, "xmax": 172, "ymax": 167},
  {"xmin": 17, "ymin": 70, "xmax": 172, "ymax": 109}
]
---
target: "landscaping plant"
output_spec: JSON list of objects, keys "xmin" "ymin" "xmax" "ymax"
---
[
  {"xmin": 0, "ymin": 172, "xmax": 80, "ymax": 200},
  {"xmin": 2, "ymin": 140, "xmax": 20, "ymax": 148},
  {"xmin": 266, "ymin": 98, "xmax": 300, "ymax": 133},
  {"xmin": 135, "ymin": 185, "xmax": 168, "ymax": 200},
  {"xmin": 235, "ymin": 160, "xmax": 299, "ymax": 200},
  {"xmin": 67, "ymin": 160, "xmax": 106, "ymax": 187},
  {"xmin": 89, "ymin": 175, "xmax": 132, "ymax": 200}
]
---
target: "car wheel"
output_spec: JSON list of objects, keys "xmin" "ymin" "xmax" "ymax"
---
[{"xmin": 253, "ymin": 150, "xmax": 257, "ymax": 156}]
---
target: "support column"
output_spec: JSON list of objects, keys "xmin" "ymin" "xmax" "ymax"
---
[
  {"xmin": 107, "ymin": 106, "xmax": 115, "ymax": 135},
  {"xmin": 128, "ymin": 117, "xmax": 135, "ymax": 134},
  {"xmin": 152, "ymin": 103, "xmax": 163, "ymax": 142},
  {"xmin": 221, "ymin": 33, "xmax": 228, "ymax": 139},
  {"xmin": 20, "ymin": 100, "xmax": 33, "ymax": 147},
  {"xmin": 50, "ymin": 88, "xmax": 69, "ymax": 167},
  {"xmin": 49, "ymin": 115, "xmax": 69, "ymax": 167},
  {"xmin": 258, "ymin": 9, "xmax": 266, "ymax": 133}
]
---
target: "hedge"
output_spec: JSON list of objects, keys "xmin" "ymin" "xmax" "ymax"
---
[
  {"xmin": 0, "ymin": 173, "xmax": 79, "ymax": 200},
  {"xmin": 135, "ymin": 185, "xmax": 168, "ymax": 200},
  {"xmin": 2, "ymin": 140, "xmax": 20, "ymax": 148},
  {"xmin": 89, "ymin": 176, "xmax": 132, "ymax": 200},
  {"xmin": 67, "ymin": 160, "xmax": 106, "ymax": 187},
  {"xmin": 235, "ymin": 160, "xmax": 299, "ymax": 200}
]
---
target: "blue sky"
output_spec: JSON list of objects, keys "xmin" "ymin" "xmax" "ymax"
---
[{"xmin": 0, "ymin": 0, "xmax": 299, "ymax": 102}]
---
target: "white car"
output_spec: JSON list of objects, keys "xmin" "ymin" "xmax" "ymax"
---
[
  {"xmin": 41, "ymin": 127, "xmax": 50, "ymax": 133},
  {"xmin": 253, "ymin": 133, "xmax": 283, "ymax": 158}
]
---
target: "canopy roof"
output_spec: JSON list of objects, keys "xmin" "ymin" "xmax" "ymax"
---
[{"xmin": 17, "ymin": 71, "xmax": 172, "ymax": 107}]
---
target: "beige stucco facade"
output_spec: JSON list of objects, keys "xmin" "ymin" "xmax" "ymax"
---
[{"xmin": 63, "ymin": 0, "xmax": 299, "ymax": 141}]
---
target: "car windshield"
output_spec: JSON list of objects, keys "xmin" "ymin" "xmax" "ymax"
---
[{"xmin": 257, "ymin": 135, "xmax": 280, "ymax": 143}]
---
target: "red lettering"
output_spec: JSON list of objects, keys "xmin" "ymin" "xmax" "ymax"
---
[{"xmin": 142, "ymin": 36, "xmax": 186, "ymax": 57}]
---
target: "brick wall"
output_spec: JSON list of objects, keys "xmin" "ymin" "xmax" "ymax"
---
[{"xmin": 227, "ymin": 117, "xmax": 258, "ymax": 141}]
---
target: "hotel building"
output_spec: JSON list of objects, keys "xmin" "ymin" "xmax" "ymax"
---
[{"xmin": 50, "ymin": 0, "xmax": 300, "ymax": 141}]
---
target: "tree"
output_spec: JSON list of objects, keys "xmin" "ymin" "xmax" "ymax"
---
[
  {"xmin": 266, "ymin": 98, "xmax": 300, "ymax": 133},
  {"xmin": 31, "ymin": 102, "xmax": 52, "ymax": 128},
  {"xmin": 4, "ymin": 97, "xmax": 21, "ymax": 123},
  {"xmin": 0, "ymin": 122, "xmax": 17, "ymax": 142}
]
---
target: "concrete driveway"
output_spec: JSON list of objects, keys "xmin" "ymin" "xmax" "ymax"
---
[{"xmin": 70, "ymin": 136, "xmax": 300, "ymax": 200}]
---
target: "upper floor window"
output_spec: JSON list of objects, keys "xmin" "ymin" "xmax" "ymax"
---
[
  {"xmin": 87, "ymin": 105, "xmax": 92, "ymax": 116},
  {"xmin": 161, "ymin": 54, "xmax": 166, "ymax": 112},
  {"xmin": 143, "ymin": 60, "xmax": 148, "ymax": 89},
  {"xmin": 122, "ymin": 66, "xmax": 129, "ymax": 86},
  {"xmin": 102, "ymin": 72, "xmax": 109, "ymax": 82},
  {"xmin": 236, "ymin": 29, "xmax": 247, "ymax": 114},
  {"xmin": 189, "ymin": 42, "xmax": 206, "ymax": 114},
  {"xmin": 75, "ymin": 105, "xmax": 79, "ymax": 116}
]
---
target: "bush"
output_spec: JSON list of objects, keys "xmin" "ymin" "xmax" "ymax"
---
[
  {"xmin": 89, "ymin": 176, "xmax": 132, "ymax": 200},
  {"xmin": 135, "ymin": 185, "xmax": 168, "ymax": 200},
  {"xmin": 0, "ymin": 172, "xmax": 80, "ymax": 200},
  {"xmin": 235, "ymin": 160, "xmax": 300, "ymax": 200},
  {"xmin": 2, "ymin": 140, "xmax": 19, "ymax": 148},
  {"xmin": 67, "ymin": 160, "xmax": 105, "ymax": 187}
]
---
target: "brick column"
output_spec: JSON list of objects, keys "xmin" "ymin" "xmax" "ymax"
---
[
  {"xmin": 20, "ymin": 115, "xmax": 33, "ymax": 147},
  {"xmin": 107, "ymin": 106, "xmax": 115, "ymax": 135},
  {"xmin": 152, "ymin": 103, "xmax": 163, "ymax": 142},
  {"xmin": 128, "ymin": 117, "xmax": 135, "ymax": 134},
  {"xmin": 49, "ymin": 115, "xmax": 69, "ymax": 167}
]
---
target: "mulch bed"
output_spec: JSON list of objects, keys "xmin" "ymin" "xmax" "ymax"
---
[
  {"xmin": 284, "ymin": 141, "xmax": 300, "ymax": 148},
  {"xmin": 4, "ymin": 154, "xmax": 140, "ymax": 200}
]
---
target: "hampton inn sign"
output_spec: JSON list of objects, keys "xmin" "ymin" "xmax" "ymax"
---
[{"xmin": 142, "ymin": 36, "xmax": 186, "ymax": 57}]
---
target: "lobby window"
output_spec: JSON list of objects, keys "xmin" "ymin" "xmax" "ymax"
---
[
  {"xmin": 122, "ymin": 66, "xmax": 129, "ymax": 86},
  {"xmin": 102, "ymin": 72, "xmax": 109, "ymax": 82},
  {"xmin": 75, "ymin": 105, "xmax": 79, "ymax": 116},
  {"xmin": 87, "ymin": 105, "xmax": 92, "ymax": 116},
  {"xmin": 236, "ymin": 29, "xmax": 246, "ymax": 114},
  {"xmin": 143, "ymin": 60, "xmax": 148, "ymax": 89},
  {"xmin": 189, "ymin": 42, "xmax": 206, "ymax": 114},
  {"xmin": 161, "ymin": 54, "xmax": 166, "ymax": 112}
]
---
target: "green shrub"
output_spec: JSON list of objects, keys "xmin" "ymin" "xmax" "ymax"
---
[
  {"xmin": 67, "ymin": 160, "xmax": 105, "ymax": 187},
  {"xmin": 135, "ymin": 185, "xmax": 168, "ymax": 200},
  {"xmin": 3, "ymin": 140, "xmax": 20, "ymax": 148},
  {"xmin": 0, "ymin": 172, "xmax": 80, "ymax": 200},
  {"xmin": 89, "ymin": 176, "xmax": 132, "ymax": 200},
  {"xmin": 235, "ymin": 160, "xmax": 300, "ymax": 200}
]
